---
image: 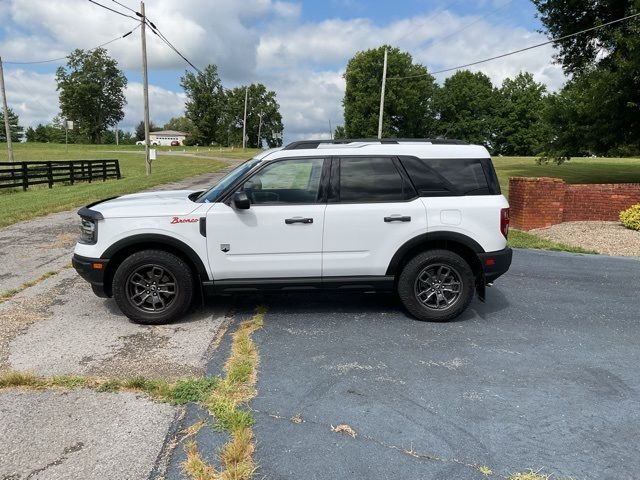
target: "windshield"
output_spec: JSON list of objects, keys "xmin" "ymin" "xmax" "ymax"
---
[{"xmin": 196, "ymin": 158, "xmax": 262, "ymax": 203}]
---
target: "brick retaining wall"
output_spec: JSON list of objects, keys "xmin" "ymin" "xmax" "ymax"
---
[{"xmin": 509, "ymin": 177, "xmax": 640, "ymax": 230}]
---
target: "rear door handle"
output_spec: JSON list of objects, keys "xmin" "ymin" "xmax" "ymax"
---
[
  {"xmin": 285, "ymin": 217, "xmax": 313, "ymax": 224},
  {"xmin": 384, "ymin": 215, "xmax": 411, "ymax": 222}
]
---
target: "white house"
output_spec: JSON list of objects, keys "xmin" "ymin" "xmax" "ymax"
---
[{"xmin": 148, "ymin": 130, "xmax": 188, "ymax": 146}]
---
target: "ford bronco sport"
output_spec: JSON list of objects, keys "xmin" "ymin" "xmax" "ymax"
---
[{"xmin": 72, "ymin": 139, "xmax": 512, "ymax": 324}]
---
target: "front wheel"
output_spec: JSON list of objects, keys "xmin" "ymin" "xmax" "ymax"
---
[
  {"xmin": 112, "ymin": 250, "xmax": 194, "ymax": 324},
  {"xmin": 397, "ymin": 249, "xmax": 474, "ymax": 322}
]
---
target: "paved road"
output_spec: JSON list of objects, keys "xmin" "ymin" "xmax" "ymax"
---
[{"xmin": 221, "ymin": 249, "xmax": 639, "ymax": 480}]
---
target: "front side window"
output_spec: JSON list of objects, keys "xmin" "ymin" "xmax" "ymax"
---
[
  {"xmin": 338, "ymin": 157, "xmax": 411, "ymax": 203},
  {"xmin": 240, "ymin": 158, "xmax": 324, "ymax": 205},
  {"xmin": 196, "ymin": 158, "xmax": 261, "ymax": 203}
]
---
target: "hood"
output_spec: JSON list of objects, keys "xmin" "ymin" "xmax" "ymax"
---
[{"xmin": 91, "ymin": 190, "xmax": 201, "ymax": 218}]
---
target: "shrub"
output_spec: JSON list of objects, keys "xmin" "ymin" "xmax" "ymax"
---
[{"xmin": 620, "ymin": 204, "xmax": 640, "ymax": 231}]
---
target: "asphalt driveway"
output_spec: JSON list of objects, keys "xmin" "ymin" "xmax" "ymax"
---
[{"xmin": 238, "ymin": 249, "xmax": 639, "ymax": 480}]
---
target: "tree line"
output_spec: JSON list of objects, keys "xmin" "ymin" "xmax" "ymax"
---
[
  {"xmin": 13, "ymin": 49, "xmax": 283, "ymax": 148},
  {"xmin": 340, "ymin": 0, "xmax": 640, "ymax": 161},
  {"xmin": 339, "ymin": 46, "xmax": 550, "ymax": 156}
]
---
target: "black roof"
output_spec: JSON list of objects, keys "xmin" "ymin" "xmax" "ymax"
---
[{"xmin": 282, "ymin": 138, "xmax": 468, "ymax": 150}]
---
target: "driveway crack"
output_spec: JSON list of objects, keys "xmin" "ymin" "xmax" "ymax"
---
[{"xmin": 24, "ymin": 442, "xmax": 84, "ymax": 479}]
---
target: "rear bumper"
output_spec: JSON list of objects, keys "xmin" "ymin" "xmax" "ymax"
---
[
  {"xmin": 72, "ymin": 254, "xmax": 110, "ymax": 298},
  {"xmin": 478, "ymin": 247, "xmax": 512, "ymax": 283}
]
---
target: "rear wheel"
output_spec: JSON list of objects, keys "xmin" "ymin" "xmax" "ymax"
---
[
  {"xmin": 112, "ymin": 250, "xmax": 194, "ymax": 324},
  {"xmin": 397, "ymin": 249, "xmax": 474, "ymax": 322}
]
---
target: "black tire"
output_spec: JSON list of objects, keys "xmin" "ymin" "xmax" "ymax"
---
[
  {"xmin": 112, "ymin": 250, "xmax": 194, "ymax": 325},
  {"xmin": 397, "ymin": 249, "xmax": 474, "ymax": 322}
]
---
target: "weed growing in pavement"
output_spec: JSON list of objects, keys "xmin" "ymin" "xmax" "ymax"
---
[
  {"xmin": 183, "ymin": 305, "xmax": 266, "ymax": 480},
  {"xmin": 0, "ymin": 371, "xmax": 218, "ymax": 406}
]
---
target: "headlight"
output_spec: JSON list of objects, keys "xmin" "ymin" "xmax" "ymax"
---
[{"xmin": 79, "ymin": 217, "xmax": 97, "ymax": 244}]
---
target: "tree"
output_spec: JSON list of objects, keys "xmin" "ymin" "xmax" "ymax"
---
[
  {"xmin": 223, "ymin": 83, "xmax": 284, "ymax": 148},
  {"xmin": 334, "ymin": 125, "xmax": 346, "ymax": 139},
  {"xmin": 25, "ymin": 126, "xmax": 36, "ymax": 142},
  {"xmin": 181, "ymin": 65, "xmax": 225, "ymax": 145},
  {"xmin": 342, "ymin": 45, "xmax": 438, "ymax": 138},
  {"xmin": 135, "ymin": 120, "xmax": 158, "ymax": 141},
  {"xmin": 0, "ymin": 108, "xmax": 23, "ymax": 142},
  {"xmin": 533, "ymin": 0, "xmax": 640, "ymax": 158},
  {"xmin": 434, "ymin": 70, "xmax": 499, "ymax": 149},
  {"xmin": 494, "ymin": 72, "xmax": 547, "ymax": 156},
  {"xmin": 34, "ymin": 124, "xmax": 48, "ymax": 142},
  {"xmin": 55, "ymin": 48, "xmax": 127, "ymax": 144},
  {"xmin": 164, "ymin": 116, "xmax": 194, "ymax": 133}
]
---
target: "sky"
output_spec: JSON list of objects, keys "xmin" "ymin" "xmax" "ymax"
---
[{"xmin": 0, "ymin": 0, "xmax": 567, "ymax": 143}]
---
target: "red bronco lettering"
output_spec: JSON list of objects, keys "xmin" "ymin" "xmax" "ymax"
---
[{"xmin": 171, "ymin": 217, "xmax": 199, "ymax": 224}]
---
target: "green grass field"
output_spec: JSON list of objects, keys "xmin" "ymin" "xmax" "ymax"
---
[
  {"xmin": 0, "ymin": 143, "xmax": 253, "ymax": 227},
  {"xmin": 493, "ymin": 156, "xmax": 640, "ymax": 197}
]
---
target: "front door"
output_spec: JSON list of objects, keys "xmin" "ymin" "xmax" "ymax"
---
[{"xmin": 206, "ymin": 157, "xmax": 327, "ymax": 280}]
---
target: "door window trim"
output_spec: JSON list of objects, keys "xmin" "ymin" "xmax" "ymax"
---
[
  {"xmin": 220, "ymin": 156, "xmax": 330, "ymax": 206},
  {"xmin": 328, "ymin": 155, "xmax": 418, "ymax": 204}
]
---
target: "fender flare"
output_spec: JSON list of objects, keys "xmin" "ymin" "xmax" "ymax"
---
[
  {"xmin": 386, "ymin": 231, "xmax": 485, "ymax": 276},
  {"xmin": 101, "ymin": 233, "xmax": 209, "ymax": 279}
]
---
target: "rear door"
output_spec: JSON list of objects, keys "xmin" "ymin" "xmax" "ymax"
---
[
  {"xmin": 207, "ymin": 157, "xmax": 327, "ymax": 280},
  {"xmin": 322, "ymin": 156, "xmax": 428, "ymax": 278}
]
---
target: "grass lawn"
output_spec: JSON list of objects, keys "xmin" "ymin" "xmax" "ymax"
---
[
  {"xmin": 0, "ymin": 143, "xmax": 235, "ymax": 227},
  {"xmin": 494, "ymin": 156, "xmax": 640, "ymax": 197},
  {"xmin": 508, "ymin": 229, "xmax": 597, "ymax": 254}
]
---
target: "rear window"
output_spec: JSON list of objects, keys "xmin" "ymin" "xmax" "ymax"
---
[{"xmin": 400, "ymin": 157, "xmax": 497, "ymax": 196}]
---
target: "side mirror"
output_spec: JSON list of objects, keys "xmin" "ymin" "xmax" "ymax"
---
[{"xmin": 232, "ymin": 191, "xmax": 251, "ymax": 210}]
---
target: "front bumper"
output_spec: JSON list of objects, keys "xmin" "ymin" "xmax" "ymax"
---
[
  {"xmin": 478, "ymin": 247, "xmax": 513, "ymax": 283},
  {"xmin": 72, "ymin": 254, "xmax": 110, "ymax": 298}
]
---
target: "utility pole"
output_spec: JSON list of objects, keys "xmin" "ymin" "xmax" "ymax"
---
[
  {"xmin": 329, "ymin": 119, "xmax": 333, "ymax": 140},
  {"xmin": 115, "ymin": 123, "xmax": 119, "ymax": 146},
  {"xmin": 256, "ymin": 111, "xmax": 263, "ymax": 148},
  {"xmin": 0, "ymin": 56, "xmax": 14, "ymax": 163},
  {"xmin": 242, "ymin": 86, "xmax": 248, "ymax": 150},
  {"xmin": 377, "ymin": 47, "xmax": 388, "ymax": 140},
  {"xmin": 140, "ymin": 1, "xmax": 151, "ymax": 174}
]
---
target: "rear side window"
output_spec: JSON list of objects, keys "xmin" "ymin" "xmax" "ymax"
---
[
  {"xmin": 401, "ymin": 157, "xmax": 495, "ymax": 196},
  {"xmin": 338, "ymin": 157, "xmax": 414, "ymax": 203}
]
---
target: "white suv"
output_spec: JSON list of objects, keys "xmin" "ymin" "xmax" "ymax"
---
[{"xmin": 72, "ymin": 139, "xmax": 512, "ymax": 324}]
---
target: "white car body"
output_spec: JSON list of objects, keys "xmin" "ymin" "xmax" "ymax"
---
[{"xmin": 73, "ymin": 139, "xmax": 512, "ymax": 323}]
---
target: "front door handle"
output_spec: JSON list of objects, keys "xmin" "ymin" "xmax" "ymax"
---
[
  {"xmin": 384, "ymin": 215, "xmax": 411, "ymax": 222},
  {"xmin": 285, "ymin": 217, "xmax": 313, "ymax": 224}
]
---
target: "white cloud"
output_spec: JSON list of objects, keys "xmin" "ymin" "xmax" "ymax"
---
[
  {"xmin": 123, "ymin": 82, "xmax": 186, "ymax": 130},
  {"xmin": 1, "ymin": 1, "xmax": 568, "ymax": 142},
  {"xmin": 4, "ymin": 70, "xmax": 59, "ymax": 128},
  {"xmin": 3, "ymin": 70, "xmax": 186, "ymax": 132}
]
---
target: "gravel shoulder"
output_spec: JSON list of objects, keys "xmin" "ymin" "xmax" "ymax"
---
[
  {"xmin": 531, "ymin": 221, "xmax": 640, "ymax": 256},
  {"xmin": 0, "ymin": 267, "xmax": 231, "ymax": 379}
]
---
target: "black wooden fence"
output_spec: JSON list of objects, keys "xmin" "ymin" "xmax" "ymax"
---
[{"xmin": 0, "ymin": 159, "xmax": 121, "ymax": 191}]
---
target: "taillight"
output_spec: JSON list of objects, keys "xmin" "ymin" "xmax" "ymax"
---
[{"xmin": 500, "ymin": 208, "xmax": 510, "ymax": 239}]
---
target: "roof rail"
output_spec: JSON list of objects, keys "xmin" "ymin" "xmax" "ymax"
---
[{"xmin": 282, "ymin": 138, "xmax": 468, "ymax": 150}]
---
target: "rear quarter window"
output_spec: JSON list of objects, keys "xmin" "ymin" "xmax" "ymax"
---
[{"xmin": 400, "ymin": 157, "xmax": 499, "ymax": 196}]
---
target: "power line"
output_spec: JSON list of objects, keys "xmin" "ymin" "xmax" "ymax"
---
[
  {"xmin": 111, "ymin": 0, "xmax": 137, "ymax": 14},
  {"xmin": 430, "ymin": 0, "xmax": 512, "ymax": 45},
  {"xmin": 395, "ymin": 0, "xmax": 464, "ymax": 45},
  {"xmin": 3, "ymin": 25, "xmax": 140, "ymax": 65},
  {"xmin": 145, "ymin": 19, "xmax": 202, "ymax": 73},
  {"xmin": 89, "ymin": 0, "xmax": 201, "ymax": 73},
  {"xmin": 87, "ymin": 0, "xmax": 139, "ymax": 20},
  {"xmin": 389, "ymin": 11, "xmax": 640, "ymax": 80}
]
